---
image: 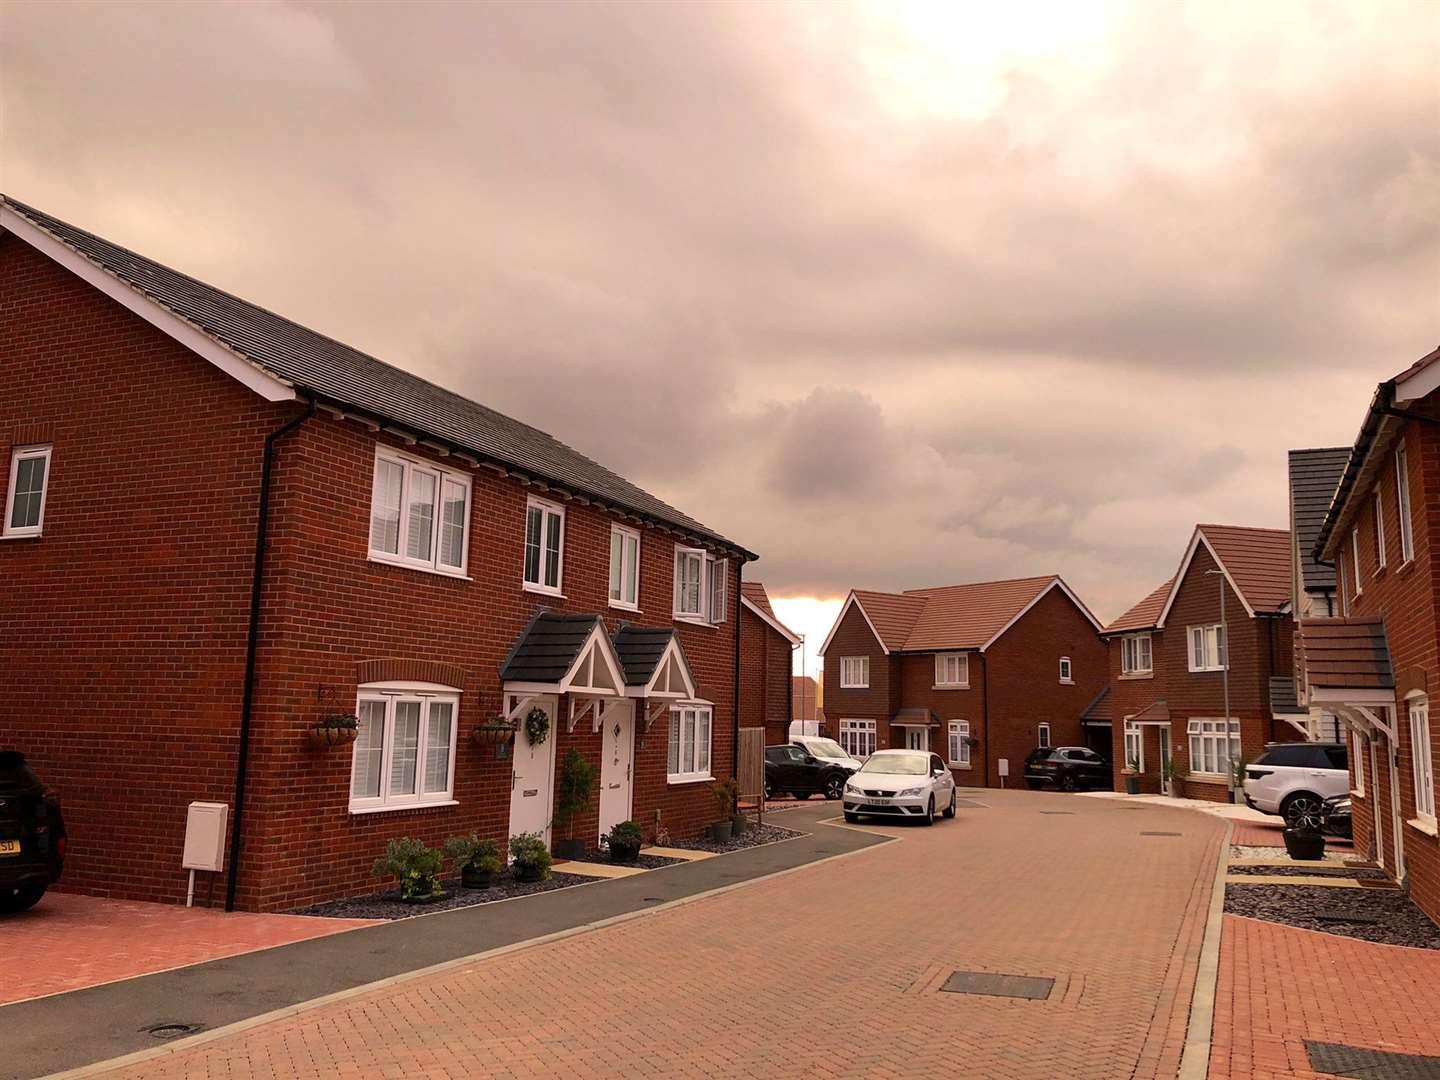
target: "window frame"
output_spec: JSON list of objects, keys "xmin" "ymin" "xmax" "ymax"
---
[
  {"xmin": 522, "ymin": 496, "xmax": 566, "ymax": 596},
  {"xmin": 1186, "ymin": 718, "xmax": 1241, "ymax": 778},
  {"xmin": 839, "ymin": 718, "xmax": 877, "ymax": 760},
  {"xmin": 1058, "ymin": 657, "xmax": 1073, "ymax": 684},
  {"xmin": 1374, "ymin": 489, "xmax": 1387, "ymax": 571},
  {"xmin": 1408, "ymin": 693, "xmax": 1434, "ymax": 828},
  {"xmin": 1124, "ymin": 722, "xmax": 1144, "ymax": 772},
  {"xmin": 348, "ymin": 682, "xmax": 461, "ymax": 814},
  {"xmin": 839, "ymin": 656, "xmax": 870, "ymax": 689},
  {"xmin": 672, "ymin": 546, "xmax": 727, "ymax": 625},
  {"xmin": 608, "ymin": 524, "xmax": 641, "ymax": 611},
  {"xmin": 1397, "ymin": 445, "xmax": 1415, "ymax": 564},
  {"xmin": 1187, "ymin": 624, "xmax": 1227, "ymax": 672},
  {"xmin": 948, "ymin": 720, "xmax": 971, "ymax": 766},
  {"xmin": 3, "ymin": 444, "xmax": 52, "ymax": 539},
  {"xmin": 666, "ymin": 703, "xmax": 714, "ymax": 784},
  {"xmin": 1351, "ymin": 729, "xmax": 1366, "ymax": 796},
  {"xmin": 934, "ymin": 652, "xmax": 969, "ymax": 689},
  {"xmin": 1121, "ymin": 633, "xmax": 1153, "ymax": 676},
  {"xmin": 367, "ymin": 447, "xmax": 472, "ymax": 578},
  {"xmin": 1037, "ymin": 722, "xmax": 1051, "ymax": 749}
]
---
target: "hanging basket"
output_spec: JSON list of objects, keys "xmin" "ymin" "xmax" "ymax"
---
[
  {"xmin": 473, "ymin": 719, "xmax": 518, "ymax": 746},
  {"xmin": 305, "ymin": 717, "xmax": 359, "ymax": 749}
]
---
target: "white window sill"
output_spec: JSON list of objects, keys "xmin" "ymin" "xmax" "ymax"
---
[
  {"xmin": 1185, "ymin": 773, "xmax": 1228, "ymax": 785},
  {"xmin": 349, "ymin": 799, "xmax": 459, "ymax": 816},
  {"xmin": 1351, "ymin": 788, "xmax": 1365, "ymax": 798},
  {"xmin": 1188, "ymin": 667, "xmax": 1228, "ymax": 674},
  {"xmin": 1059, "ymin": 679, "xmax": 1074, "ymax": 686},
  {"xmin": 673, "ymin": 615, "xmax": 718, "ymax": 629},
  {"xmin": 1119, "ymin": 672, "xmax": 1154, "ymax": 680},
  {"xmin": 609, "ymin": 600, "xmax": 641, "ymax": 614},
  {"xmin": 367, "ymin": 553, "xmax": 471, "ymax": 580},
  {"xmin": 949, "ymin": 761, "xmax": 972, "ymax": 770},
  {"xmin": 933, "ymin": 684, "xmax": 970, "ymax": 691},
  {"xmin": 523, "ymin": 581, "xmax": 565, "ymax": 598},
  {"xmin": 666, "ymin": 773, "xmax": 714, "ymax": 786},
  {"xmin": 1408, "ymin": 816, "xmax": 1439, "ymax": 838},
  {"xmin": 839, "ymin": 685, "xmax": 870, "ymax": 691},
  {"xmin": 0, "ymin": 532, "xmax": 42, "ymax": 541}
]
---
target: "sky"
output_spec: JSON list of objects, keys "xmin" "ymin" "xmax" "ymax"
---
[{"xmin": 3, "ymin": 1, "xmax": 1436, "ymax": 674}]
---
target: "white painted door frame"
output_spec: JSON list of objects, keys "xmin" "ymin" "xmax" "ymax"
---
[{"xmin": 508, "ymin": 695, "xmax": 559, "ymax": 847}]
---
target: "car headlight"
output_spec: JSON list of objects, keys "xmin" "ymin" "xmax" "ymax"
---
[
  {"xmin": 845, "ymin": 781, "xmax": 860, "ymax": 794},
  {"xmin": 897, "ymin": 786, "xmax": 924, "ymax": 797}
]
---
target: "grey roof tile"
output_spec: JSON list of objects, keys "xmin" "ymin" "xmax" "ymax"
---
[
  {"xmin": 1289, "ymin": 448, "xmax": 1349, "ymax": 593},
  {"xmin": 499, "ymin": 611, "xmax": 600, "ymax": 683},
  {"xmin": 610, "ymin": 623, "xmax": 678, "ymax": 686}
]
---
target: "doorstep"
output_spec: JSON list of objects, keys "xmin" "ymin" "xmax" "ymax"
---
[
  {"xmin": 643, "ymin": 846, "xmax": 717, "ymax": 862},
  {"xmin": 550, "ymin": 861, "xmax": 650, "ymax": 879},
  {"xmin": 1225, "ymin": 874, "xmax": 1367, "ymax": 889}
]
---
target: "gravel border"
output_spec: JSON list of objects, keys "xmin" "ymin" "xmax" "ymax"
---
[
  {"xmin": 1228, "ymin": 864, "xmax": 1388, "ymax": 880},
  {"xmin": 291, "ymin": 870, "xmax": 592, "ymax": 921},
  {"xmin": 1232, "ymin": 843, "xmax": 1349, "ymax": 862},
  {"xmin": 1226, "ymin": 883, "xmax": 1440, "ymax": 948},
  {"xmin": 666, "ymin": 822, "xmax": 805, "ymax": 854},
  {"xmin": 572, "ymin": 851, "xmax": 684, "ymax": 870}
]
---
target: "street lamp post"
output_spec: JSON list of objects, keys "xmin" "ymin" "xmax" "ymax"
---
[{"xmin": 1205, "ymin": 568, "xmax": 1235, "ymax": 802}]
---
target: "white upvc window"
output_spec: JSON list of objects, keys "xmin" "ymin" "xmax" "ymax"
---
[
  {"xmin": 935, "ymin": 653, "xmax": 969, "ymax": 688},
  {"xmin": 673, "ymin": 546, "xmax": 727, "ymax": 625},
  {"xmin": 948, "ymin": 720, "xmax": 971, "ymax": 766},
  {"xmin": 1058, "ymin": 657, "xmax": 1073, "ymax": 684},
  {"xmin": 1037, "ymin": 722, "xmax": 1051, "ymax": 748},
  {"xmin": 1121, "ymin": 633, "xmax": 1153, "ymax": 676},
  {"xmin": 1187, "ymin": 718, "xmax": 1240, "ymax": 777},
  {"xmin": 1124, "ymin": 722, "xmax": 1144, "ymax": 771},
  {"xmin": 349, "ymin": 684, "xmax": 460, "ymax": 812},
  {"xmin": 1397, "ymin": 445, "xmax": 1415, "ymax": 563},
  {"xmin": 523, "ymin": 497, "xmax": 565, "ymax": 595},
  {"xmin": 667, "ymin": 704, "xmax": 713, "ymax": 783},
  {"xmin": 368, "ymin": 448, "xmax": 471, "ymax": 576},
  {"xmin": 1187, "ymin": 624, "xmax": 1227, "ymax": 672},
  {"xmin": 1351, "ymin": 528, "xmax": 1363, "ymax": 597},
  {"xmin": 4, "ymin": 445, "xmax": 52, "ymax": 538},
  {"xmin": 839, "ymin": 718, "xmax": 876, "ymax": 760},
  {"xmin": 1409, "ymin": 694, "xmax": 1434, "ymax": 826},
  {"xmin": 839, "ymin": 656, "xmax": 870, "ymax": 689},
  {"xmin": 1352, "ymin": 730, "xmax": 1366, "ymax": 795},
  {"xmin": 1374, "ymin": 489, "xmax": 1387, "ymax": 570},
  {"xmin": 609, "ymin": 525, "xmax": 640, "ymax": 610}
]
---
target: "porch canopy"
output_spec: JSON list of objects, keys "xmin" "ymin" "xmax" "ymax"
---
[
  {"xmin": 1124, "ymin": 699, "xmax": 1171, "ymax": 726},
  {"xmin": 891, "ymin": 707, "xmax": 941, "ymax": 729},
  {"xmin": 1081, "ymin": 687, "xmax": 1112, "ymax": 728},
  {"xmin": 1299, "ymin": 618, "xmax": 1396, "ymax": 736},
  {"xmin": 611, "ymin": 623, "xmax": 699, "ymax": 729},
  {"xmin": 500, "ymin": 611, "xmax": 628, "ymax": 732}
]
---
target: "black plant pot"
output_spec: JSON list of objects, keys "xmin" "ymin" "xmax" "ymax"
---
[
  {"xmin": 709, "ymin": 821, "xmax": 733, "ymax": 844},
  {"xmin": 1283, "ymin": 828, "xmax": 1325, "ymax": 861},
  {"xmin": 553, "ymin": 839, "xmax": 585, "ymax": 860},
  {"xmin": 461, "ymin": 865, "xmax": 495, "ymax": 890},
  {"xmin": 513, "ymin": 863, "xmax": 545, "ymax": 883},
  {"xmin": 609, "ymin": 840, "xmax": 641, "ymax": 863},
  {"xmin": 398, "ymin": 880, "xmax": 446, "ymax": 904},
  {"xmin": 730, "ymin": 813, "xmax": 748, "ymax": 837},
  {"xmin": 1124, "ymin": 775, "xmax": 1140, "ymax": 795}
]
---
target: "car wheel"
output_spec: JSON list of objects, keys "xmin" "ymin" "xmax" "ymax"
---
[
  {"xmin": 921, "ymin": 796, "xmax": 935, "ymax": 826},
  {"xmin": 1026, "ymin": 780, "xmax": 1043, "ymax": 790},
  {"xmin": 844, "ymin": 811, "xmax": 860, "ymax": 824},
  {"xmin": 824, "ymin": 775, "xmax": 845, "ymax": 800},
  {"xmin": 0, "ymin": 881, "xmax": 46, "ymax": 914},
  {"xmin": 791, "ymin": 792, "xmax": 812, "ymax": 801},
  {"xmin": 1281, "ymin": 792, "xmax": 1326, "ymax": 831},
  {"xmin": 763, "ymin": 777, "xmax": 774, "ymax": 801},
  {"xmin": 1058, "ymin": 772, "xmax": 1077, "ymax": 793},
  {"xmin": 942, "ymin": 790, "xmax": 957, "ymax": 819}
]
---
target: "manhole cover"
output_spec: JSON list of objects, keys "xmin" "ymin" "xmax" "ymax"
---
[
  {"xmin": 1305, "ymin": 1039, "xmax": 1440, "ymax": 1078},
  {"xmin": 143, "ymin": 1023, "xmax": 202, "ymax": 1040},
  {"xmin": 1313, "ymin": 908, "xmax": 1381, "ymax": 925},
  {"xmin": 940, "ymin": 970, "xmax": 1054, "ymax": 1001},
  {"xmin": 1141, "ymin": 831, "xmax": 1182, "ymax": 836}
]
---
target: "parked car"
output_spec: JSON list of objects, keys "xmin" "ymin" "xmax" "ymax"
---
[
  {"xmin": 0, "ymin": 751, "xmax": 66, "ymax": 914},
  {"xmin": 1320, "ymin": 793, "xmax": 1352, "ymax": 839},
  {"xmin": 1243, "ymin": 742, "xmax": 1349, "ymax": 828},
  {"xmin": 764, "ymin": 744, "xmax": 854, "ymax": 801},
  {"xmin": 843, "ymin": 749, "xmax": 956, "ymax": 824},
  {"xmin": 790, "ymin": 735, "xmax": 863, "ymax": 774},
  {"xmin": 1024, "ymin": 746, "xmax": 1110, "ymax": 791}
]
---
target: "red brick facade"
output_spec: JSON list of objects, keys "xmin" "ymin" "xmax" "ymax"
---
[
  {"xmin": 738, "ymin": 601, "xmax": 794, "ymax": 746},
  {"xmin": 0, "ymin": 234, "xmax": 745, "ymax": 911}
]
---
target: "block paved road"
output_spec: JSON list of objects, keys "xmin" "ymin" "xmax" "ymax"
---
[{"xmin": 86, "ymin": 789, "xmax": 1225, "ymax": 1080}]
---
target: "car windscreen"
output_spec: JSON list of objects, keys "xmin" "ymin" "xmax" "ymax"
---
[
  {"xmin": 858, "ymin": 753, "xmax": 929, "ymax": 775},
  {"xmin": 803, "ymin": 739, "xmax": 849, "ymax": 760}
]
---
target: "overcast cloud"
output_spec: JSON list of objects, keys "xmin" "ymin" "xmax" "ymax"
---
[{"xmin": 2, "ymin": 0, "xmax": 1437, "ymax": 653}]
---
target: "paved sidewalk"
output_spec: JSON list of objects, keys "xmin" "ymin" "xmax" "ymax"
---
[
  {"xmin": 1212, "ymin": 913, "xmax": 1440, "ymax": 1079},
  {"xmin": 86, "ymin": 791, "xmax": 1225, "ymax": 1080}
]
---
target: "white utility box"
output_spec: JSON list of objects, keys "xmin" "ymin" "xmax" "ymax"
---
[
  {"xmin": 182, "ymin": 801, "xmax": 229, "ymax": 872},
  {"xmin": 997, "ymin": 759, "xmax": 1009, "ymax": 778}
]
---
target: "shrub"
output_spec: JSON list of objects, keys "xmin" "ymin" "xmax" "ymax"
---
[
  {"xmin": 371, "ymin": 837, "xmax": 443, "ymax": 901},
  {"xmin": 711, "ymin": 776, "xmax": 740, "ymax": 817},
  {"xmin": 444, "ymin": 833, "xmax": 502, "ymax": 875},
  {"xmin": 606, "ymin": 820, "xmax": 644, "ymax": 848},
  {"xmin": 508, "ymin": 831, "xmax": 553, "ymax": 878}
]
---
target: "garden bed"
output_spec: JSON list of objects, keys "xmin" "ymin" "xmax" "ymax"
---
[
  {"xmin": 292, "ymin": 870, "xmax": 592, "ymax": 921},
  {"xmin": 1226, "ymin": 883, "xmax": 1440, "ymax": 948},
  {"xmin": 666, "ymin": 822, "xmax": 805, "ymax": 854}
]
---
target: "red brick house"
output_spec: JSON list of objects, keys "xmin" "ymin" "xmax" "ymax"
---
[
  {"xmin": 1105, "ymin": 524, "xmax": 1297, "ymax": 801},
  {"xmin": 817, "ymin": 576, "xmax": 1106, "ymax": 786},
  {"xmin": 738, "ymin": 582, "xmax": 800, "ymax": 746},
  {"xmin": 0, "ymin": 197, "xmax": 755, "ymax": 912},
  {"xmin": 792, "ymin": 675, "xmax": 822, "ymax": 734},
  {"xmin": 1300, "ymin": 346, "xmax": 1440, "ymax": 921}
]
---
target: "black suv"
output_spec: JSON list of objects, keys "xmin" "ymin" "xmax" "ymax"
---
[
  {"xmin": 764, "ymin": 745, "xmax": 855, "ymax": 801},
  {"xmin": 1024, "ymin": 746, "xmax": 1110, "ymax": 792},
  {"xmin": 0, "ymin": 751, "xmax": 66, "ymax": 913}
]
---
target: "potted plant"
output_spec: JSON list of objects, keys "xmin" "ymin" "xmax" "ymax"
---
[
  {"xmin": 444, "ymin": 833, "xmax": 502, "ymax": 889},
  {"xmin": 307, "ymin": 713, "xmax": 359, "ymax": 748},
  {"xmin": 473, "ymin": 716, "xmax": 518, "ymax": 745},
  {"xmin": 1229, "ymin": 754, "xmax": 1249, "ymax": 805},
  {"xmin": 553, "ymin": 749, "xmax": 597, "ymax": 860},
  {"xmin": 731, "ymin": 805, "xmax": 749, "ymax": 838},
  {"xmin": 1161, "ymin": 757, "xmax": 1181, "ymax": 797},
  {"xmin": 1123, "ymin": 756, "xmax": 1141, "ymax": 795},
  {"xmin": 605, "ymin": 820, "xmax": 644, "ymax": 863},
  {"xmin": 1283, "ymin": 822, "xmax": 1326, "ymax": 860},
  {"xmin": 509, "ymin": 831, "xmax": 552, "ymax": 883},
  {"xmin": 372, "ymin": 837, "xmax": 445, "ymax": 903},
  {"xmin": 709, "ymin": 777, "xmax": 739, "ymax": 843}
]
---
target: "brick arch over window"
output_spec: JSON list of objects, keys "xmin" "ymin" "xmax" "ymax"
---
[{"xmin": 356, "ymin": 658, "xmax": 466, "ymax": 690}]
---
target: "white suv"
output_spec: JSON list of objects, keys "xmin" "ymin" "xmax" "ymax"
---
[{"xmin": 1243, "ymin": 742, "xmax": 1349, "ymax": 829}]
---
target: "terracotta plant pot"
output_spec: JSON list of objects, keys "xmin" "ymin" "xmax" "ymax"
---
[{"xmin": 305, "ymin": 725, "xmax": 358, "ymax": 749}]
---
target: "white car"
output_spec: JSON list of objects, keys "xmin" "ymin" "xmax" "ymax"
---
[
  {"xmin": 1243, "ymin": 742, "xmax": 1350, "ymax": 828},
  {"xmin": 843, "ymin": 749, "xmax": 957, "ymax": 825},
  {"xmin": 791, "ymin": 735, "xmax": 863, "ymax": 773}
]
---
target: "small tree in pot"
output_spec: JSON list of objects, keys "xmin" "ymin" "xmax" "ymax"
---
[
  {"xmin": 1161, "ymin": 757, "xmax": 1181, "ymax": 797},
  {"xmin": 372, "ymin": 837, "xmax": 445, "ymax": 903},
  {"xmin": 710, "ymin": 777, "xmax": 740, "ymax": 843},
  {"xmin": 509, "ymin": 831, "xmax": 553, "ymax": 883},
  {"xmin": 444, "ymin": 833, "xmax": 502, "ymax": 889},
  {"xmin": 553, "ymin": 749, "xmax": 597, "ymax": 860},
  {"xmin": 605, "ymin": 820, "xmax": 644, "ymax": 863}
]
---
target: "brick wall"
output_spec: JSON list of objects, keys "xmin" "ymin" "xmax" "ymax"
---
[
  {"xmin": 1106, "ymin": 628, "xmax": 1168, "ymax": 792},
  {"xmin": 739, "ymin": 604, "xmax": 792, "ymax": 746},
  {"xmin": 822, "ymin": 602, "xmax": 895, "ymax": 753}
]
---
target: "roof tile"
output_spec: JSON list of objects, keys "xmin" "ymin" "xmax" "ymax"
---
[{"xmin": 1198, "ymin": 524, "xmax": 1292, "ymax": 615}]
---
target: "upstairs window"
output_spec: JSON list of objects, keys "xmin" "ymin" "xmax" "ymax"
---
[
  {"xmin": 1397, "ymin": 445, "xmax": 1415, "ymax": 563},
  {"xmin": 4, "ymin": 445, "xmax": 51, "ymax": 537},
  {"xmin": 935, "ymin": 653, "xmax": 969, "ymax": 688},
  {"xmin": 839, "ymin": 656, "xmax": 870, "ymax": 688},
  {"xmin": 1187, "ymin": 624, "xmax": 1227, "ymax": 672},
  {"xmin": 1121, "ymin": 633, "xmax": 1153, "ymax": 675},
  {"xmin": 523, "ymin": 498, "xmax": 564, "ymax": 594},
  {"xmin": 1374, "ymin": 489, "xmax": 1387, "ymax": 570},
  {"xmin": 609, "ymin": 525, "xmax": 640, "ymax": 610},
  {"xmin": 369, "ymin": 449, "xmax": 470, "ymax": 575},
  {"xmin": 1058, "ymin": 657, "xmax": 1073, "ymax": 683},
  {"xmin": 673, "ymin": 547, "xmax": 727, "ymax": 624}
]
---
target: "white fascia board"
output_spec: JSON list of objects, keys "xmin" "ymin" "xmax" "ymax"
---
[
  {"xmin": 1155, "ymin": 529, "xmax": 1256, "ymax": 629},
  {"xmin": 1307, "ymin": 687, "xmax": 1397, "ymax": 707},
  {"xmin": 0, "ymin": 208, "xmax": 297, "ymax": 404},
  {"xmin": 642, "ymin": 636, "xmax": 698, "ymax": 699},
  {"xmin": 1396, "ymin": 360, "xmax": 1440, "ymax": 406},
  {"xmin": 558, "ymin": 623, "xmax": 627, "ymax": 697},
  {"xmin": 741, "ymin": 594, "xmax": 802, "ymax": 646},
  {"xmin": 817, "ymin": 591, "xmax": 890, "ymax": 658}
]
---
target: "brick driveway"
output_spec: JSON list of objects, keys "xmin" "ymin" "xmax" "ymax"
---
[{"xmin": 100, "ymin": 792, "xmax": 1225, "ymax": 1079}]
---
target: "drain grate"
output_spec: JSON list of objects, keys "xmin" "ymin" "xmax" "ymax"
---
[
  {"xmin": 940, "ymin": 970, "xmax": 1054, "ymax": 1001},
  {"xmin": 1305, "ymin": 1039, "xmax": 1440, "ymax": 1078},
  {"xmin": 143, "ymin": 1023, "xmax": 203, "ymax": 1040},
  {"xmin": 1140, "ymin": 830, "xmax": 1182, "ymax": 836},
  {"xmin": 1313, "ymin": 907, "xmax": 1382, "ymax": 925}
]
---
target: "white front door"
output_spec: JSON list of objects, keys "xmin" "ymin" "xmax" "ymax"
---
[
  {"xmin": 905, "ymin": 727, "xmax": 929, "ymax": 751},
  {"xmin": 598, "ymin": 700, "xmax": 635, "ymax": 842},
  {"xmin": 508, "ymin": 697, "xmax": 558, "ymax": 847}
]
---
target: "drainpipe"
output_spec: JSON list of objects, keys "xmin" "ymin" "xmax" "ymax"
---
[
  {"xmin": 732, "ymin": 559, "xmax": 743, "ymax": 783},
  {"xmin": 226, "ymin": 399, "xmax": 315, "ymax": 912}
]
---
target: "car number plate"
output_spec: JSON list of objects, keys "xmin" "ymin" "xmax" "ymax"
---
[
  {"xmin": 0, "ymin": 840, "xmax": 19, "ymax": 856},
  {"xmin": 870, "ymin": 797, "xmax": 891, "ymax": 805}
]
